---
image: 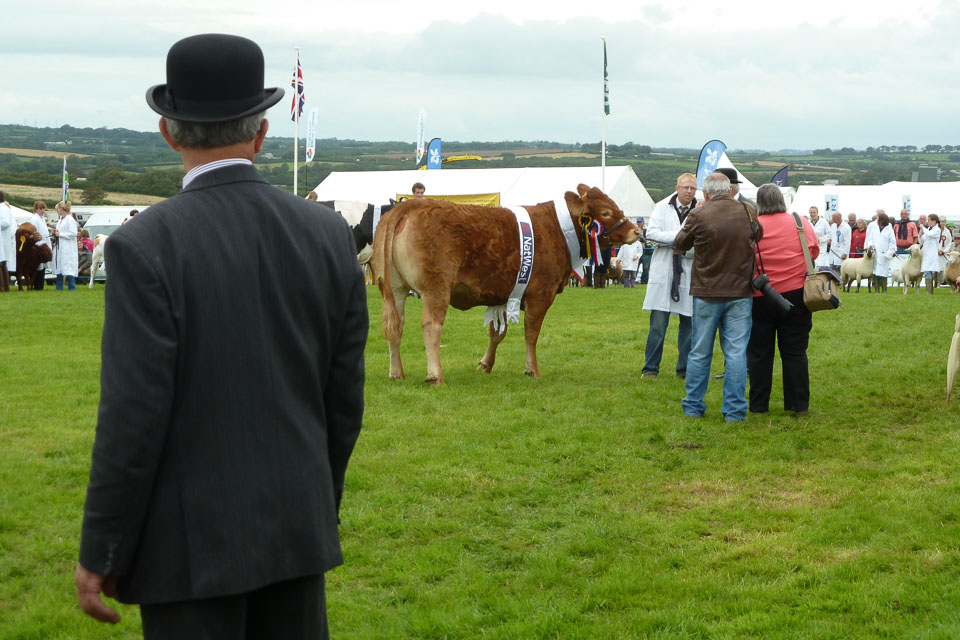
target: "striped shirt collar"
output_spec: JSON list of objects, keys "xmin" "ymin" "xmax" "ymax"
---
[{"xmin": 182, "ymin": 158, "xmax": 253, "ymax": 189}]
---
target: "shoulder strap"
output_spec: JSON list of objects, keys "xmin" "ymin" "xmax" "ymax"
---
[{"xmin": 793, "ymin": 212, "xmax": 816, "ymax": 274}]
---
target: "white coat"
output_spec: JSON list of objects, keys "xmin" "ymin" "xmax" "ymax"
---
[
  {"xmin": 812, "ymin": 216, "xmax": 831, "ymax": 267},
  {"xmin": 920, "ymin": 225, "xmax": 941, "ymax": 272},
  {"xmin": 873, "ymin": 225, "xmax": 897, "ymax": 277},
  {"xmin": 29, "ymin": 212, "xmax": 50, "ymax": 247},
  {"xmin": 616, "ymin": 240, "xmax": 641, "ymax": 273},
  {"xmin": 828, "ymin": 222, "xmax": 852, "ymax": 266},
  {"xmin": 0, "ymin": 202, "xmax": 12, "ymax": 267},
  {"xmin": 642, "ymin": 193, "xmax": 694, "ymax": 316},
  {"xmin": 53, "ymin": 215, "xmax": 79, "ymax": 277}
]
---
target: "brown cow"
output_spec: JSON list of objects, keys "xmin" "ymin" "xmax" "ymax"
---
[
  {"xmin": 371, "ymin": 184, "xmax": 640, "ymax": 384},
  {"xmin": 14, "ymin": 223, "xmax": 52, "ymax": 291}
]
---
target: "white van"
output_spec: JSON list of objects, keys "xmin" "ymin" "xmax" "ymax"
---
[{"xmin": 78, "ymin": 206, "xmax": 149, "ymax": 282}]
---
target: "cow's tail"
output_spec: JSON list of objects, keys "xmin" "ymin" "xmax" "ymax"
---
[{"xmin": 375, "ymin": 208, "xmax": 404, "ymax": 343}]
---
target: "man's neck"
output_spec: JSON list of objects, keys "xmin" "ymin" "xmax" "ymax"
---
[{"xmin": 179, "ymin": 143, "xmax": 257, "ymax": 173}]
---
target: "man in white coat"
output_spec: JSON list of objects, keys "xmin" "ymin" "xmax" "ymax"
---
[
  {"xmin": 918, "ymin": 214, "xmax": 942, "ymax": 294},
  {"xmin": 0, "ymin": 191, "xmax": 12, "ymax": 292},
  {"xmin": 872, "ymin": 213, "xmax": 897, "ymax": 293},
  {"xmin": 641, "ymin": 173, "xmax": 696, "ymax": 378},
  {"xmin": 29, "ymin": 201, "xmax": 51, "ymax": 289},
  {"xmin": 810, "ymin": 206, "xmax": 831, "ymax": 267},
  {"xmin": 827, "ymin": 212, "xmax": 851, "ymax": 270}
]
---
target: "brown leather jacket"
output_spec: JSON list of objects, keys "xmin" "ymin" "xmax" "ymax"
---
[{"xmin": 674, "ymin": 195, "xmax": 762, "ymax": 299}]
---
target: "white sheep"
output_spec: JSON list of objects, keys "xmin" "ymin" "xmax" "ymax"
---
[
  {"xmin": 899, "ymin": 243, "xmax": 923, "ymax": 294},
  {"xmin": 840, "ymin": 247, "xmax": 875, "ymax": 293},
  {"xmin": 88, "ymin": 234, "xmax": 108, "ymax": 289},
  {"xmin": 944, "ymin": 250, "xmax": 960, "ymax": 294}
]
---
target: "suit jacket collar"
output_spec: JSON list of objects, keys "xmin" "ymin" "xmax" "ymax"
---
[{"xmin": 182, "ymin": 163, "xmax": 269, "ymax": 192}]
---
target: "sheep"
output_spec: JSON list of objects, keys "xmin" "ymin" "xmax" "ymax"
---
[
  {"xmin": 88, "ymin": 234, "xmax": 108, "ymax": 289},
  {"xmin": 840, "ymin": 247, "xmax": 875, "ymax": 293},
  {"xmin": 944, "ymin": 250, "xmax": 960, "ymax": 294},
  {"xmin": 900, "ymin": 243, "xmax": 923, "ymax": 294}
]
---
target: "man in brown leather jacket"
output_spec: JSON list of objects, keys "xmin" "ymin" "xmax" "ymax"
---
[{"xmin": 674, "ymin": 172, "xmax": 762, "ymax": 422}]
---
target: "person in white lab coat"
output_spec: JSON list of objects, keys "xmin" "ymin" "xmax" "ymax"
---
[
  {"xmin": 871, "ymin": 213, "xmax": 897, "ymax": 293},
  {"xmin": 617, "ymin": 235, "xmax": 642, "ymax": 288},
  {"xmin": 52, "ymin": 200, "xmax": 79, "ymax": 291},
  {"xmin": 0, "ymin": 191, "xmax": 12, "ymax": 291},
  {"xmin": 919, "ymin": 214, "xmax": 942, "ymax": 294},
  {"xmin": 29, "ymin": 200, "xmax": 52, "ymax": 289},
  {"xmin": 641, "ymin": 173, "xmax": 696, "ymax": 378},
  {"xmin": 809, "ymin": 206, "xmax": 831, "ymax": 267}
]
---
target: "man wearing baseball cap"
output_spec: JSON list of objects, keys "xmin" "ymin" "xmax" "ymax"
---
[{"xmin": 76, "ymin": 34, "xmax": 367, "ymax": 638}]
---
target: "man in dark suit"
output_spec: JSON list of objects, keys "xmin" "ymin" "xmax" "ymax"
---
[{"xmin": 75, "ymin": 34, "xmax": 367, "ymax": 639}]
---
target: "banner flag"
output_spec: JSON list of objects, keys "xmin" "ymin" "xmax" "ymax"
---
[
  {"xmin": 772, "ymin": 166, "xmax": 789, "ymax": 187},
  {"xmin": 305, "ymin": 108, "xmax": 318, "ymax": 162},
  {"xmin": 603, "ymin": 38, "xmax": 610, "ymax": 115},
  {"xmin": 427, "ymin": 138, "xmax": 442, "ymax": 170},
  {"xmin": 416, "ymin": 109, "xmax": 426, "ymax": 164},
  {"xmin": 290, "ymin": 52, "xmax": 305, "ymax": 122},
  {"xmin": 61, "ymin": 155, "xmax": 69, "ymax": 202},
  {"xmin": 695, "ymin": 140, "xmax": 726, "ymax": 189}
]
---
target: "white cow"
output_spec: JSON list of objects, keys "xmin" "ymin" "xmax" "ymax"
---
[{"xmin": 88, "ymin": 234, "xmax": 108, "ymax": 289}]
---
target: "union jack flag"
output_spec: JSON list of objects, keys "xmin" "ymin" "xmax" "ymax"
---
[{"xmin": 290, "ymin": 53, "xmax": 305, "ymax": 122}]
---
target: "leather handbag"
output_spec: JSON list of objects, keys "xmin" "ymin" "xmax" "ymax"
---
[{"xmin": 792, "ymin": 213, "xmax": 842, "ymax": 311}]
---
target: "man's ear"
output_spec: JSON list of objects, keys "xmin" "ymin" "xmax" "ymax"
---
[
  {"xmin": 158, "ymin": 118, "xmax": 181, "ymax": 152},
  {"xmin": 254, "ymin": 119, "xmax": 269, "ymax": 154}
]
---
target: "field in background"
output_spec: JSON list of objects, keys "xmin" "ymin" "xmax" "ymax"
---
[
  {"xmin": 0, "ymin": 184, "xmax": 165, "ymax": 206},
  {"xmin": 1, "ymin": 285, "xmax": 960, "ymax": 638},
  {"xmin": 0, "ymin": 147, "xmax": 91, "ymax": 159}
]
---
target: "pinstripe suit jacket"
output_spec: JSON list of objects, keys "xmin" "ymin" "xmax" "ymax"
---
[{"xmin": 79, "ymin": 164, "xmax": 367, "ymax": 604}]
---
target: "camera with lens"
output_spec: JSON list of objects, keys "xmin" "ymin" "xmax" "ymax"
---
[{"xmin": 752, "ymin": 273, "xmax": 793, "ymax": 313}]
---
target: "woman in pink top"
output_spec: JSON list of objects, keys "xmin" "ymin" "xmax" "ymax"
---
[{"xmin": 747, "ymin": 184, "xmax": 820, "ymax": 416}]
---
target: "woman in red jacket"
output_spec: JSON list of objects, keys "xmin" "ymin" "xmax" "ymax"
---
[
  {"xmin": 849, "ymin": 218, "xmax": 867, "ymax": 258},
  {"xmin": 748, "ymin": 184, "xmax": 819, "ymax": 416}
]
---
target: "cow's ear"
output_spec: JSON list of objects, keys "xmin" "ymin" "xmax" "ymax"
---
[
  {"xmin": 565, "ymin": 190, "xmax": 586, "ymax": 215},
  {"xmin": 576, "ymin": 184, "xmax": 590, "ymax": 197}
]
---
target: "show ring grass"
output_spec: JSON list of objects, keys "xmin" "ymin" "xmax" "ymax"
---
[{"xmin": 1, "ymin": 284, "xmax": 959, "ymax": 639}]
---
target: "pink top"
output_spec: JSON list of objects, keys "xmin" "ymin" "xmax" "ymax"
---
[
  {"xmin": 754, "ymin": 212, "xmax": 820, "ymax": 295},
  {"xmin": 82, "ymin": 237, "xmax": 95, "ymax": 252}
]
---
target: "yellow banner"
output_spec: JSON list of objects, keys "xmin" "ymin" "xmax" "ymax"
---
[{"xmin": 396, "ymin": 193, "xmax": 500, "ymax": 207}]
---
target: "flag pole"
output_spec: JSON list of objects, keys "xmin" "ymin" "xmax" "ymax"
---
[
  {"xmin": 293, "ymin": 47, "xmax": 300, "ymax": 197},
  {"xmin": 601, "ymin": 37, "xmax": 607, "ymax": 192}
]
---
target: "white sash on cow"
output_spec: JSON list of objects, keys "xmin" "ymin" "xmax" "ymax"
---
[
  {"xmin": 554, "ymin": 197, "xmax": 585, "ymax": 280},
  {"xmin": 484, "ymin": 206, "xmax": 535, "ymax": 335}
]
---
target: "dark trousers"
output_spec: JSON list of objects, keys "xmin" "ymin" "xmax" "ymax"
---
[
  {"xmin": 140, "ymin": 574, "xmax": 327, "ymax": 640},
  {"xmin": 34, "ymin": 268, "xmax": 45, "ymax": 290},
  {"xmin": 746, "ymin": 288, "xmax": 812, "ymax": 413}
]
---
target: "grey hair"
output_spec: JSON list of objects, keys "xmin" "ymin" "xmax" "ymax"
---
[
  {"xmin": 702, "ymin": 173, "xmax": 731, "ymax": 199},
  {"xmin": 165, "ymin": 111, "xmax": 265, "ymax": 149},
  {"xmin": 756, "ymin": 183, "xmax": 786, "ymax": 215}
]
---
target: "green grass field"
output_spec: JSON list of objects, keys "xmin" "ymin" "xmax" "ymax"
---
[{"xmin": 2, "ymin": 284, "xmax": 960, "ymax": 639}]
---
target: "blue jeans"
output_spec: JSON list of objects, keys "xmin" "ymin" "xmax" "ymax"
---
[
  {"xmin": 682, "ymin": 297, "xmax": 752, "ymax": 421},
  {"xmin": 55, "ymin": 275, "xmax": 76, "ymax": 291},
  {"xmin": 643, "ymin": 310, "xmax": 691, "ymax": 376}
]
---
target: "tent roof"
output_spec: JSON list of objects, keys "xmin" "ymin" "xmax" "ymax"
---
[
  {"xmin": 789, "ymin": 181, "xmax": 960, "ymax": 222},
  {"xmin": 311, "ymin": 166, "xmax": 656, "ymax": 219}
]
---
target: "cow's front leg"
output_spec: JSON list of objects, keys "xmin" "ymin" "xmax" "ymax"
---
[
  {"xmin": 478, "ymin": 322, "xmax": 507, "ymax": 373},
  {"xmin": 421, "ymin": 295, "xmax": 448, "ymax": 385},
  {"xmin": 387, "ymin": 284, "xmax": 408, "ymax": 379}
]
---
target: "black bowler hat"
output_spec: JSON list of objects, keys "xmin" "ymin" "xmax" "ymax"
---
[
  {"xmin": 146, "ymin": 34, "xmax": 284, "ymax": 123},
  {"xmin": 715, "ymin": 167, "xmax": 741, "ymax": 184}
]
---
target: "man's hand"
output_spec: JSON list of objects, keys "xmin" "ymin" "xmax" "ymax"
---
[{"xmin": 75, "ymin": 564, "xmax": 121, "ymax": 624}]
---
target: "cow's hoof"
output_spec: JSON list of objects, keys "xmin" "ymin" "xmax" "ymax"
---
[
  {"xmin": 524, "ymin": 369, "xmax": 540, "ymax": 378},
  {"xmin": 424, "ymin": 375, "xmax": 444, "ymax": 386},
  {"xmin": 477, "ymin": 361, "xmax": 491, "ymax": 373},
  {"xmin": 389, "ymin": 373, "xmax": 404, "ymax": 380}
]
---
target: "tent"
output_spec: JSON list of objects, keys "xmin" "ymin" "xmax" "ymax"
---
[
  {"xmin": 311, "ymin": 166, "xmax": 656, "ymax": 220},
  {"xmin": 788, "ymin": 181, "xmax": 960, "ymax": 224}
]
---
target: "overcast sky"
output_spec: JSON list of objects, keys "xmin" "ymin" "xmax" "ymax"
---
[{"xmin": 3, "ymin": 0, "xmax": 958, "ymax": 150}]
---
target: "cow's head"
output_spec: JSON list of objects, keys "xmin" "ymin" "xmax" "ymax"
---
[{"xmin": 564, "ymin": 184, "xmax": 640, "ymax": 247}]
